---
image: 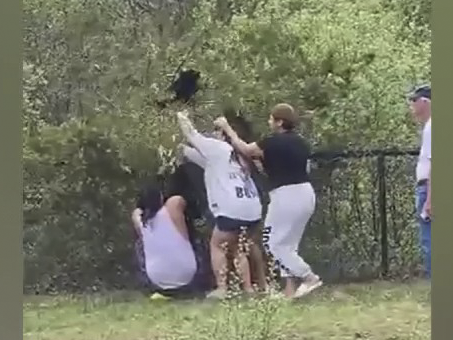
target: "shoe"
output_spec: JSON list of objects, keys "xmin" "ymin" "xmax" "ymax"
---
[
  {"xmin": 294, "ymin": 274, "xmax": 323, "ymax": 299},
  {"xmin": 149, "ymin": 292, "xmax": 171, "ymax": 301}
]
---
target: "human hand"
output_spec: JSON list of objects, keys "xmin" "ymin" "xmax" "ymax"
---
[
  {"xmin": 213, "ymin": 116, "xmax": 229, "ymax": 130},
  {"xmin": 177, "ymin": 109, "xmax": 190, "ymax": 119}
]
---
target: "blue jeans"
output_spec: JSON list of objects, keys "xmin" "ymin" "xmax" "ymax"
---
[{"xmin": 416, "ymin": 184, "xmax": 431, "ymax": 279}]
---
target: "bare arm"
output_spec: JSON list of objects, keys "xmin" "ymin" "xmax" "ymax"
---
[
  {"xmin": 131, "ymin": 208, "xmax": 144, "ymax": 235},
  {"xmin": 422, "ymin": 167, "xmax": 432, "ymax": 218},
  {"xmin": 164, "ymin": 196, "xmax": 190, "ymax": 240},
  {"xmin": 423, "ymin": 119, "xmax": 432, "ymax": 217},
  {"xmin": 216, "ymin": 118, "xmax": 264, "ymax": 159},
  {"xmin": 425, "ymin": 156, "xmax": 431, "ymax": 216},
  {"xmin": 427, "ymin": 129, "xmax": 431, "ymax": 208}
]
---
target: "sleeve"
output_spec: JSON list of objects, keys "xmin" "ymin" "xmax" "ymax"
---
[
  {"xmin": 176, "ymin": 111, "xmax": 222, "ymax": 159},
  {"xmin": 183, "ymin": 145, "xmax": 207, "ymax": 169},
  {"xmin": 188, "ymin": 132, "xmax": 223, "ymax": 159}
]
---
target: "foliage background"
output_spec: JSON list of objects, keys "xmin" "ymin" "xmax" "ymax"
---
[{"xmin": 23, "ymin": 0, "xmax": 431, "ymax": 293}]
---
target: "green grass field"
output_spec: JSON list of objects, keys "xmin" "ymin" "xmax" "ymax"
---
[{"xmin": 23, "ymin": 281, "xmax": 430, "ymax": 340}]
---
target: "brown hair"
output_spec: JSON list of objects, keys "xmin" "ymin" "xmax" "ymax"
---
[{"xmin": 270, "ymin": 103, "xmax": 298, "ymax": 131}]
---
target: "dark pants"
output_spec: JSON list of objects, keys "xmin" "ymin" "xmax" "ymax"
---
[{"xmin": 416, "ymin": 183, "xmax": 431, "ymax": 279}]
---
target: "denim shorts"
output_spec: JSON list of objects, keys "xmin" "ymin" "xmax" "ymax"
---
[{"xmin": 215, "ymin": 216, "xmax": 260, "ymax": 233}]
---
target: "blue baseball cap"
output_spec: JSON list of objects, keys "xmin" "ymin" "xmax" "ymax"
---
[{"xmin": 408, "ymin": 84, "xmax": 431, "ymax": 101}]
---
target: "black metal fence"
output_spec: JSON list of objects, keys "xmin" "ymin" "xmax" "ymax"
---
[
  {"xmin": 23, "ymin": 147, "xmax": 421, "ymax": 293},
  {"xmin": 305, "ymin": 149, "xmax": 420, "ymax": 282}
]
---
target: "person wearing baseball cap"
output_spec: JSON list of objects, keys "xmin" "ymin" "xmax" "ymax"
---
[
  {"xmin": 408, "ymin": 84, "xmax": 431, "ymax": 279},
  {"xmin": 408, "ymin": 84, "xmax": 431, "ymax": 102}
]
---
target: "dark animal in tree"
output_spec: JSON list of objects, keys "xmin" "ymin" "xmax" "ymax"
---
[{"xmin": 157, "ymin": 69, "xmax": 201, "ymax": 108}]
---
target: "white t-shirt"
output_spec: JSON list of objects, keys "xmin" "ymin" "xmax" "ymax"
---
[
  {"xmin": 141, "ymin": 207, "xmax": 197, "ymax": 289},
  {"xmin": 416, "ymin": 117, "xmax": 431, "ymax": 182},
  {"xmin": 182, "ymin": 135, "xmax": 262, "ymax": 222}
]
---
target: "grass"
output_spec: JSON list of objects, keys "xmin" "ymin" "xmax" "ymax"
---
[{"xmin": 23, "ymin": 281, "xmax": 431, "ymax": 340}]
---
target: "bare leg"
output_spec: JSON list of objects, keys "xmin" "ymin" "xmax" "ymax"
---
[
  {"xmin": 283, "ymin": 277, "xmax": 298, "ymax": 297},
  {"xmin": 249, "ymin": 243, "xmax": 267, "ymax": 291},
  {"xmin": 232, "ymin": 242, "xmax": 254, "ymax": 294},
  {"xmin": 247, "ymin": 228, "xmax": 267, "ymax": 291},
  {"xmin": 209, "ymin": 228, "xmax": 237, "ymax": 296}
]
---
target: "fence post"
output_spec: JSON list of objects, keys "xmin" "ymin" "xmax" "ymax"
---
[{"xmin": 377, "ymin": 154, "xmax": 389, "ymax": 277}]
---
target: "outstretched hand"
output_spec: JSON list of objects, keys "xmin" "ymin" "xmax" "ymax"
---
[{"xmin": 176, "ymin": 109, "xmax": 190, "ymax": 120}]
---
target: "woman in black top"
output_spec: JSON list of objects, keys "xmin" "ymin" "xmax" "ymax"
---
[{"xmin": 214, "ymin": 103, "xmax": 322, "ymax": 299}]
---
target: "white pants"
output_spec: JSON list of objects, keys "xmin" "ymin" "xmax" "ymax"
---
[{"xmin": 263, "ymin": 183, "xmax": 316, "ymax": 279}]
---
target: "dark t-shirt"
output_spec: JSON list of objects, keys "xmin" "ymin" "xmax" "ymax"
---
[{"xmin": 257, "ymin": 131, "xmax": 310, "ymax": 191}]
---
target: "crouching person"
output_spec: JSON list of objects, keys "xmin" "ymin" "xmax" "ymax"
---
[{"xmin": 132, "ymin": 184, "xmax": 198, "ymax": 299}]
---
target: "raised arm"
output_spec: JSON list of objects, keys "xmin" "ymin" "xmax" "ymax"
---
[
  {"xmin": 181, "ymin": 144, "xmax": 206, "ymax": 169},
  {"xmin": 214, "ymin": 117, "xmax": 263, "ymax": 159},
  {"xmin": 176, "ymin": 110, "xmax": 219, "ymax": 158}
]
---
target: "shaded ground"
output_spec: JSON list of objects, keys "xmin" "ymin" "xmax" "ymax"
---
[{"xmin": 23, "ymin": 281, "xmax": 430, "ymax": 340}]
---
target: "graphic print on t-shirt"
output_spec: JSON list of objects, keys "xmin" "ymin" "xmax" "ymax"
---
[
  {"xmin": 228, "ymin": 150, "xmax": 259, "ymax": 200},
  {"xmin": 204, "ymin": 144, "xmax": 261, "ymax": 221},
  {"xmin": 228, "ymin": 170, "xmax": 258, "ymax": 200},
  {"xmin": 181, "ymin": 130, "xmax": 262, "ymax": 222}
]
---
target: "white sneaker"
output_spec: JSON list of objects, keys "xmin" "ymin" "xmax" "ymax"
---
[{"xmin": 294, "ymin": 275, "xmax": 323, "ymax": 299}]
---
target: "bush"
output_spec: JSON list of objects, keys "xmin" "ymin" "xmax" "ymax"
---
[{"xmin": 23, "ymin": 0, "xmax": 430, "ymax": 292}]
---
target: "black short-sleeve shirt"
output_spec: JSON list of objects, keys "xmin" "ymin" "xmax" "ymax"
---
[{"xmin": 257, "ymin": 131, "xmax": 311, "ymax": 191}]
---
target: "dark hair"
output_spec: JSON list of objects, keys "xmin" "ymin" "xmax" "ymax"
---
[
  {"xmin": 222, "ymin": 131, "xmax": 232, "ymax": 144},
  {"xmin": 136, "ymin": 184, "xmax": 163, "ymax": 222},
  {"xmin": 271, "ymin": 103, "xmax": 298, "ymax": 131},
  {"xmin": 223, "ymin": 106, "xmax": 254, "ymax": 142}
]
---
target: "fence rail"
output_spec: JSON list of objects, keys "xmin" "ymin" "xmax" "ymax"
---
[{"xmin": 311, "ymin": 148, "xmax": 419, "ymax": 160}]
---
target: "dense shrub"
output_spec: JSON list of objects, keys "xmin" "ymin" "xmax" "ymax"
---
[{"xmin": 23, "ymin": 0, "xmax": 430, "ymax": 292}]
